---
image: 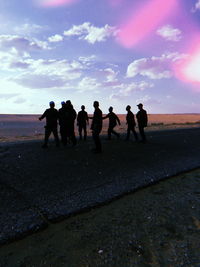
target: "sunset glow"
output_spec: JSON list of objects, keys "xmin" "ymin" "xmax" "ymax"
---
[{"xmin": 117, "ymin": 0, "xmax": 178, "ymax": 48}]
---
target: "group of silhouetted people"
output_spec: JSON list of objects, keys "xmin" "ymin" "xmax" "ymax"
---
[{"xmin": 39, "ymin": 100, "xmax": 148, "ymax": 153}]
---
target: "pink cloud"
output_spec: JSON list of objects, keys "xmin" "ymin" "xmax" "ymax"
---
[
  {"xmin": 37, "ymin": 0, "xmax": 78, "ymax": 7},
  {"xmin": 117, "ymin": 0, "xmax": 179, "ymax": 48}
]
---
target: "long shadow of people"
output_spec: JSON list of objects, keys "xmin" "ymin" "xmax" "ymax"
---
[
  {"xmin": 39, "ymin": 101, "xmax": 60, "ymax": 148},
  {"xmin": 89, "ymin": 101, "xmax": 102, "ymax": 153},
  {"xmin": 125, "ymin": 105, "xmax": 138, "ymax": 142},
  {"xmin": 103, "ymin": 106, "xmax": 120, "ymax": 140},
  {"xmin": 77, "ymin": 105, "xmax": 89, "ymax": 141},
  {"xmin": 136, "ymin": 103, "xmax": 148, "ymax": 143}
]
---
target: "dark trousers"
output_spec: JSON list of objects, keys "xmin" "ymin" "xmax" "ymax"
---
[
  {"xmin": 92, "ymin": 130, "xmax": 102, "ymax": 152},
  {"xmin": 60, "ymin": 125, "xmax": 67, "ymax": 145},
  {"xmin": 108, "ymin": 125, "xmax": 119, "ymax": 139},
  {"xmin": 66, "ymin": 124, "xmax": 77, "ymax": 146},
  {"xmin": 78, "ymin": 124, "xmax": 87, "ymax": 140},
  {"xmin": 126, "ymin": 125, "xmax": 138, "ymax": 141},
  {"xmin": 138, "ymin": 125, "xmax": 146, "ymax": 142},
  {"xmin": 44, "ymin": 127, "xmax": 59, "ymax": 146}
]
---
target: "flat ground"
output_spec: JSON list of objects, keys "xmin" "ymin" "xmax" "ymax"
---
[
  {"xmin": 0, "ymin": 125, "xmax": 200, "ymax": 266},
  {"xmin": 0, "ymin": 168, "xmax": 200, "ymax": 266}
]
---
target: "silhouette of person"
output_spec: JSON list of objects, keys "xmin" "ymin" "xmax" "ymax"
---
[
  {"xmin": 65, "ymin": 100, "xmax": 77, "ymax": 146},
  {"xmin": 90, "ymin": 101, "xmax": 102, "ymax": 153},
  {"xmin": 103, "ymin": 106, "xmax": 120, "ymax": 140},
  {"xmin": 77, "ymin": 105, "xmax": 89, "ymax": 141},
  {"xmin": 39, "ymin": 101, "xmax": 59, "ymax": 148},
  {"xmin": 125, "ymin": 105, "xmax": 138, "ymax": 141},
  {"xmin": 136, "ymin": 103, "xmax": 148, "ymax": 143},
  {"xmin": 58, "ymin": 101, "xmax": 68, "ymax": 145}
]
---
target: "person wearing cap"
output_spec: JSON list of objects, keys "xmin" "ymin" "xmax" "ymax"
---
[
  {"xmin": 136, "ymin": 103, "xmax": 148, "ymax": 143},
  {"xmin": 58, "ymin": 101, "xmax": 68, "ymax": 145},
  {"xmin": 77, "ymin": 105, "xmax": 89, "ymax": 141},
  {"xmin": 89, "ymin": 101, "xmax": 103, "ymax": 153},
  {"xmin": 103, "ymin": 106, "xmax": 120, "ymax": 140},
  {"xmin": 39, "ymin": 101, "xmax": 59, "ymax": 148},
  {"xmin": 125, "ymin": 105, "xmax": 138, "ymax": 141}
]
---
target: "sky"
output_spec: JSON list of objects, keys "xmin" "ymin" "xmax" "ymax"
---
[{"xmin": 0, "ymin": 0, "xmax": 200, "ymax": 114}]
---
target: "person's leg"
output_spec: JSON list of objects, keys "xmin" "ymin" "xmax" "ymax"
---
[
  {"xmin": 92, "ymin": 130, "xmax": 102, "ymax": 152},
  {"xmin": 111, "ymin": 126, "xmax": 119, "ymax": 138},
  {"xmin": 60, "ymin": 126, "xmax": 66, "ymax": 145},
  {"xmin": 43, "ymin": 127, "xmax": 51, "ymax": 147},
  {"xmin": 131, "ymin": 126, "xmax": 138, "ymax": 141},
  {"xmin": 83, "ymin": 125, "xmax": 87, "ymax": 140},
  {"xmin": 139, "ymin": 125, "xmax": 146, "ymax": 142},
  {"xmin": 107, "ymin": 127, "xmax": 112, "ymax": 140},
  {"xmin": 79, "ymin": 125, "xmax": 82, "ymax": 140},
  {"xmin": 71, "ymin": 130, "xmax": 77, "ymax": 146},
  {"xmin": 126, "ymin": 126, "xmax": 130, "ymax": 140},
  {"xmin": 52, "ymin": 128, "xmax": 60, "ymax": 146}
]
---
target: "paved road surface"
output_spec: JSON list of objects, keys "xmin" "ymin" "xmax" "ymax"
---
[{"xmin": 0, "ymin": 128, "xmax": 200, "ymax": 245}]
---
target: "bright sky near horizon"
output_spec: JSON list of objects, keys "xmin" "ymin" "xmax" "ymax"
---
[{"xmin": 0, "ymin": 0, "xmax": 200, "ymax": 114}]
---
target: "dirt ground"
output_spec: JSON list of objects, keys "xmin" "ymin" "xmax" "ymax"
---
[{"xmin": 0, "ymin": 168, "xmax": 200, "ymax": 267}]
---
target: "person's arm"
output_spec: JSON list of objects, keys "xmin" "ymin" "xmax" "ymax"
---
[
  {"xmin": 102, "ymin": 114, "xmax": 109, "ymax": 120},
  {"xmin": 39, "ymin": 110, "xmax": 46, "ymax": 121}
]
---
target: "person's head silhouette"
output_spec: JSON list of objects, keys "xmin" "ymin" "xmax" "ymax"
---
[
  {"xmin": 93, "ymin": 101, "xmax": 99, "ymax": 109},
  {"xmin": 137, "ymin": 103, "xmax": 143, "ymax": 110},
  {"xmin": 109, "ymin": 106, "xmax": 113, "ymax": 113},
  {"xmin": 49, "ymin": 101, "xmax": 55, "ymax": 108},
  {"xmin": 61, "ymin": 101, "xmax": 65, "ymax": 107},
  {"xmin": 81, "ymin": 105, "xmax": 85, "ymax": 111},
  {"xmin": 126, "ymin": 105, "xmax": 131, "ymax": 111}
]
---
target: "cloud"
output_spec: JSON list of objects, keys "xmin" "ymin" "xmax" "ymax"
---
[
  {"xmin": 157, "ymin": 25, "xmax": 182, "ymax": 41},
  {"xmin": 48, "ymin": 34, "xmax": 63, "ymax": 42},
  {"xmin": 0, "ymin": 93, "xmax": 19, "ymax": 99},
  {"xmin": 11, "ymin": 58, "xmax": 87, "ymax": 89},
  {"xmin": 14, "ymin": 23, "xmax": 46, "ymax": 35},
  {"xmin": 14, "ymin": 97, "xmax": 26, "ymax": 104},
  {"xmin": 127, "ymin": 52, "xmax": 186, "ymax": 79},
  {"xmin": 78, "ymin": 77, "xmax": 100, "ymax": 92},
  {"xmin": 14, "ymin": 74, "xmax": 67, "ymax": 89},
  {"xmin": 0, "ymin": 35, "xmax": 50, "ymax": 57},
  {"xmin": 64, "ymin": 22, "xmax": 118, "ymax": 44},
  {"xmin": 135, "ymin": 95, "xmax": 161, "ymax": 106},
  {"xmin": 192, "ymin": 0, "xmax": 200, "ymax": 12},
  {"xmin": 110, "ymin": 81, "xmax": 154, "ymax": 100}
]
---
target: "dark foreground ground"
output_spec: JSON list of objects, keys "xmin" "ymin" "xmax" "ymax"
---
[
  {"xmin": 0, "ymin": 168, "xmax": 200, "ymax": 266},
  {"xmin": 0, "ymin": 128, "xmax": 200, "ymax": 266}
]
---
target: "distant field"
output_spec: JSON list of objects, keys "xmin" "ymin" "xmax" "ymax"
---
[{"xmin": 0, "ymin": 114, "xmax": 200, "ymax": 142}]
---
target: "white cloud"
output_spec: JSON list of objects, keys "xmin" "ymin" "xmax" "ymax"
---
[
  {"xmin": 135, "ymin": 95, "xmax": 161, "ymax": 106},
  {"xmin": 14, "ymin": 23, "xmax": 45, "ymax": 35},
  {"xmin": 78, "ymin": 77, "xmax": 100, "ymax": 91},
  {"xmin": 127, "ymin": 52, "xmax": 186, "ymax": 80},
  {"xmin": 0, "ymin": 93, "xmax": 19, "ymax": 99},
  {"xmin": 110, "ymin": 81, "xmax": 154, "ymax": 100},
  {"xmin": 64, "ymin": 22, "xmax": 117, "ymax": 44},
  {"xmin": 11, "ymin": 58, "xmax": 87, "ymax": 89},
  {"xmin": 48, "ymin": 34, "xmax": 63, "ymax": 43},
  {"xmin": 14, "ymin": 73, "xmax": 67, "ymax": 89},
  {"xmin": 192, "ymin": 0, "xmax": 200, "ymax": 12},
  {"xmin": 0, "ymin": 35, "xmax": 50, "ymax": 57},
  {"xmin": 157, "ymin": 25, "xmax": 182, "ymax": 42}
]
